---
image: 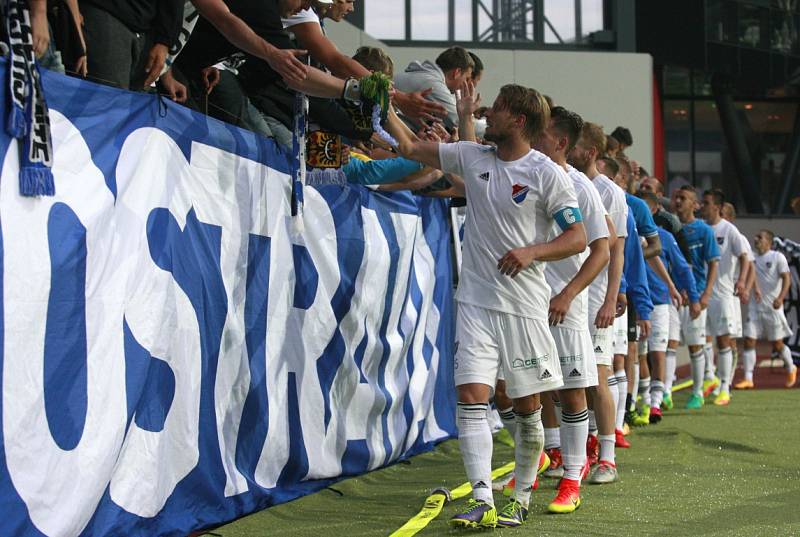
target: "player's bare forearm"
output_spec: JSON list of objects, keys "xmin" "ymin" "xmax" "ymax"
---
[
  {"xmin": 705, "ymin": 260, "xmax": 718, "ymax": 295},
  {"xmin": 745, "ymin": 262, "xmax": 756, "ymax": 292},
  {"xmin": 530, "ymin": 223, "xmax": 587, "ymax": 262},
  {"xmin": 735, "ymin": 254, "xmax": 749, "ymax": 290},
  {"xmin": 562, "ymin": 237, "xmax": 610, "ymax": 300},
  {"xmin": 647, "ymin": 255, "xmax": 672, "ymax": 287},
  {"xmin": 604, "ymin": 238, "xmax": 625, "ymax": 305},
  {"xmin": 605, "ymin": 216, "xmax": 617, "ymax": 249},
  {"xmin": 642, "ymin": 234, "xmax": 662, "ymax": 259},
  {"xmin": 778, "ymin": 272, "xmax": 791, "ymax": 302}
]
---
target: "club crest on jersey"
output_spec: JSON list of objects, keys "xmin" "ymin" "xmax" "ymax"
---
[
  {"xmin": 717, "ymin": 236, "xmax": 724, "ymax": 245},
  {"xmin": 766, "ymin": 262, "xmax": 772, "ymax": 268},
  {"xmin": 511, "ymin": 183, "xmax": 529, "ymax": 204}
]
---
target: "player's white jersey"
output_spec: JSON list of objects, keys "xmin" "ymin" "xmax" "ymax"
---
[
  {"xmin": 545, "ymin": 166, "xmax": 609, "ymax": 330},
  {"xmin": 587, "ymin": 173, "xmax": 628, "ymax": 315},
  {"xmin": 734, "ymin": 229, "xmax": 753, "ymax": 280},
  {"xmin": 439, "ymin": 142, "xmax": 579, "ymax": 321},
  {"xmin": 709, "ymin": 219, "xmax": 747, "ymax": 300},
  {"xmin": 754, "ymin": 249, "xmax": 790, "ymax": 304}
]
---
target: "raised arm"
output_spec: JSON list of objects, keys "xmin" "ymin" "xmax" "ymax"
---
[
  {"xmin": 455, "ymin": 80, "xmax": 481, "ymax": 143},
  {"xmin": 386, "ymin": 108, "xmax": 443, "ymax": 170}
]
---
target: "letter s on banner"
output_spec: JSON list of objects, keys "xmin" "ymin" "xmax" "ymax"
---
[
  {"xmin": 1, "ymin": 111, "xmax": 128, "ymax": 537},
  {"xmin": 108, "ymin": 129, "xmax": 201, "ymax": 517}
]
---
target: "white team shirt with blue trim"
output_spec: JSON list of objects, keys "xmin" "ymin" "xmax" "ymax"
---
[
  {"xmin": 754, "ymin": 249, "xmax": 790, "ymax": 305},
  {"xmin": 587, "ymin": 173, "xmax": 628, "ymax": 315},
  {"xmin": 439, "ymin": 142, "xmax": 579, "ymax": 321},
  {"xmin": 545, "ymin": 166, "xmax": 610, "ymax": 330},
  {"xmin": 709, "ymin": 219, "xmax": 748, "ymax": 300}
]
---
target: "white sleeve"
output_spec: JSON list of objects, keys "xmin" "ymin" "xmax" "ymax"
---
[
  {"xmin": 282, "ymin": 8, "xmax": 320, "ymax": 28},
  {"xmin": 438, "ymin": 142, "xmax": 466, "ymax": 177},
  {"xmin": 543, "ymin": 167, "xmax": 579, "ymax": 217},
  {"xmin": 740, "ymin": 233, "xmax": 754, "ymax": 260},
  {"xmin": 777, "ymin": 252, "xmax": 790, "ymax": 274},
  {"xmin": 610, "ymin": 192, "xmax": 628, "ymax": 238},
  {"xmin": 579, "ymin": 182, "xmax": 610, "ymax": 245},
  {"xmin": 731, "ymin": 227, "xmax": 747, "ymax": 257}
]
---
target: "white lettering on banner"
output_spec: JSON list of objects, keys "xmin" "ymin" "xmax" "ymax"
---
[
  {"xmin": 188, "ymin": 142, "xmax": 290, "ymax": 498},
  {"xmin": 0, "ymin": 111, "xmax": 451, "ymax": 534},
  {"xmin": 402, "ymin": 220, "xmax": 447, "ymax": 451},
  {"xmin": 335, "ymin": 208, "xmax": 392, "ymax": 471},
  {"xmin": 1, "ymin": 111, "xmax": 128, "ymax": 537},
  {"xmin": 382, "ymin": 212, "xmax": 419, "ymax": 463},
  {"xmin": 107, "ymin": 130, "xmax": 202, "ymax": 517}
]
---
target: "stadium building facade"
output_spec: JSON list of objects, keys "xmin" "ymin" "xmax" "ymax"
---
[{"xmin": 332, "ymin": 0, "xmax": 800, "ymax": 228}]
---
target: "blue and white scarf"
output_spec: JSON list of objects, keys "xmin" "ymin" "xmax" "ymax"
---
[{"xmin": 5, "ymin": 0, "xmax": 54, "ymax": 196}]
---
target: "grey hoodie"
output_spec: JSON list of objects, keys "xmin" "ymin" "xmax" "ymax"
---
[{"xmin": 393, "ymin": 60, "xmax": 458, "ymax": 130}]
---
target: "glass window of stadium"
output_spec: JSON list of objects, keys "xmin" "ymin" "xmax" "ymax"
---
[
  {"xmin": 662, "ymin": 65, "xmax": 798, "ymax": 216},
  {"xmin": 363, "ymin": 0, "xmax": 606, "ymax": 45}
]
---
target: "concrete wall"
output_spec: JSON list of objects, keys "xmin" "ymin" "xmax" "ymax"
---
[
  {"xmin": 326, "ymin": 21, "xmax": 655, "ymax": 171},
  {"xmin": 735, "ymin": 217, "xmax": 800, "ymax": 242}
]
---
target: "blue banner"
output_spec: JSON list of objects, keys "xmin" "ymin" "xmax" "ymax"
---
[{"xmin": 0, "ymin": 65, "xmax": 456, "ymax": 536}]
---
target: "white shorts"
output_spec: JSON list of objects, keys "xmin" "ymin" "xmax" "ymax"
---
[
  {"xmin": 612, "ymin": 311, "xmax": 628, "ymax": 356},
  {"xmin": 680, "ymin": 306, "xmax": 707, "ymax": 347},
  {"xmin": 646, "ymin": 304, "xmax": 670, "ymax": 353},
  {"xmin": 550, "ymin": 325, "xmax": 599, "ymax": 389},
  {"xmin": 743, "ymin": 301, "xmax": 792, "ymax": 342},
  {"xmin": 668, "ymin": 304, "xmax": 681, "ymax": 343},
  {"xmin": 589, "ymin": 323, "xmax": 613, "ymax": 367},
  {"xmin": 455, "ymin": 302, "xmax": 563, "ymax": 398},
  {"xmin": 706, "ymin": 297, "xmax": 740, "ymax": 338}
]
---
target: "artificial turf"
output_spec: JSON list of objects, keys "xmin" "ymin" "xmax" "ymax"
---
[{"xmin": 208, "ymin": 389, "xmax": 800, "ymax": 536}]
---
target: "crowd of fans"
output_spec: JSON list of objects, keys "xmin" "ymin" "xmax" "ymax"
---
[{"xmin": 21, "ymin": 0, "xmax": 493, "ymax": 193}]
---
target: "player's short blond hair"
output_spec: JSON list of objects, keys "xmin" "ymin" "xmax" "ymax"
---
[
  {"xmin": 579, "ymin": 122, "xmax": 607, "ymax": 155},
  {"xmin": 495, "ymin": 84, "xmax": 550, "ymax": 142}
]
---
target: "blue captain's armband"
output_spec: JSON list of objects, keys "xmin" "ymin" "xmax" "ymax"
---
[{"xmin": 553, "ymin": 206, "xmax": 583, "ymax": 231}]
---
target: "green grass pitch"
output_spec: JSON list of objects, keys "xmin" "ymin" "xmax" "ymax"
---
[{"xmin": 208, "ymin": 389, "xmax": 800, "ymax": 536}]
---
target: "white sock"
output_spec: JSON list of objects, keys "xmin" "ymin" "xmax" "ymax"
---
[
  {"xmin": 704, "ymin": 342, "xmax": 715, "ymax": 380},
  {"xmin": 513, "ymin": 408, "xmax": 544, "ymax": 507},
  {"xmin": 457, "ymin": 403, "xmax": 494, "ymax": 505},
  {"xmin": 608, "ymin": 374, "xmax": 619, "ymax": 420},
  {"xmin": 650, "ymin": 380, "xmax": 664, "ymax": 408},
  {"xmin": 779, "ymin": 345, "xmax": 795, "ymax": 370},
  {"xmin": 691, "ymin": 349, "xmax": 705, "ymax": 397},
  {"xmin": 598, "ymin": 433, "xmax": 615, "ymax": 464},
  {"xmin": 630, "ymin": 362, "xmax": 640, "ymax": 411},
  {"xmin": 742, "ymin": 348, "xmax": 756, "ymax": 382},
  {"xmin": 587, "ymin": 410, "xmax": 598, "ymax": 436},
  {"xmin": 544, "ymin": 427, "xmax": 560, "ymax": 450},
  {"xmin": 639, "ymin": 376, "xmax": 651, "ymax": 407},
  {"xmin": 728, "ymin": 346, "xmax": 739, "ymax": 387},
  {"xmin": 665, "ymin": 348, "xmax": 677, "ymax": 393},
  {"xmin": 718, "ymin": 347, "xmax": 732, "ymax": 393},
  {"xmin": 614, "ymin": 369, "xmax": 627, "ymax": 429},
  {"xmin": 498, "ymin": 406, "xmax": 517, "ymax": 439},
  {"xmin": 560, "ymin": 409, "xmax": 589, "ymax": 481}
]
